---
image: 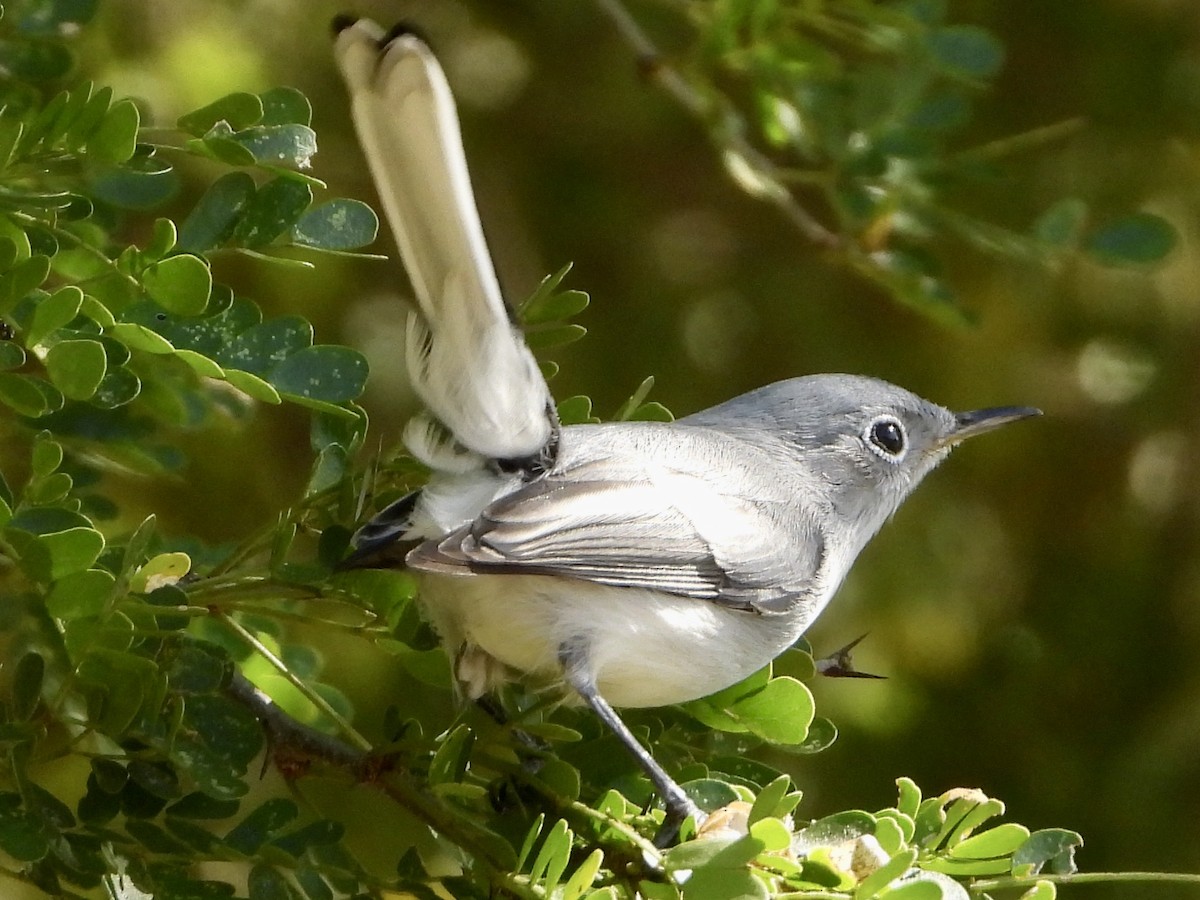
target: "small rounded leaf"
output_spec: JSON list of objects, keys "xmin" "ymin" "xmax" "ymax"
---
[
  {"xmin": 142, "ymin": 254, "xmax": 211, "ymax": 315},
  {"xmin": 177, "ymin": 172, "xmax": 256, "ymax": 253},
  {"xmin": 45, "ymin": 338, "xmax": 107, "ymax": 400},
  {"xmin": 232, "ymin": 177, "xmax": 313, "ymax": 248},
  {"xmin": 89, "ymin": 99, "xmax": 140, "ymax": 164},
  {"xmin": 259, "ymin": 86, "xmax": 312, "ymax": 127},
  {"xmin": 1084, "ymin": 213, "xmax": 1177, "ymax": 267},
  {"xmin": 927, "ymin": 25, "xmax": 1005, "ymax": 79},
  {"xmin": 291, "ymin": 199, "xmax": 379, "ymax": 251},
  {"xmin": 269, "ymin": 345, "xmax": 368, "ymax": 404},
  {"xmin": 177, "ymin": 92, "xmax": 264, "ymax": 136},
  {"xmin": 729, "ymin": 676, "xmax": 815, "ymax": 745},
  {"xmin": 46, "ymin": 568, "xmax": 115, "ymax": 619}
]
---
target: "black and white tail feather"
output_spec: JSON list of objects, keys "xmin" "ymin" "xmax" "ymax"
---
[{"xmin": 334, "ymin": 19, "xmax": 559, "ymax": 553}]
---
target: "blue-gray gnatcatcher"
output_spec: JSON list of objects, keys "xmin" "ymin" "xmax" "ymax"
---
[{"xmin": 334, "ymin": 19, "xmax": 1040, "ymax": 839}]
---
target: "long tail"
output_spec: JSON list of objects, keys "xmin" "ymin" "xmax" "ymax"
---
[{"xmin": 334, "ymin": 19, "xmax": 556, "ymax": 469}]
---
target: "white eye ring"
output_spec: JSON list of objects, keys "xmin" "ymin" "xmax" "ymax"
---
[{"xmin": 865, "ymin": 415, "xmax": 907, "ymax": 462}]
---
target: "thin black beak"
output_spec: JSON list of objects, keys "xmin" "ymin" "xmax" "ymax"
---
[{"xmin": 946, "ymin": 406, "xmax": 1042, "ymax": 445}]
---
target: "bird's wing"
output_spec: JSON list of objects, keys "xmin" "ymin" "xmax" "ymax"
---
[
  {"xmin": 408, "ymin": 452, "xmax": 825, "ymax": 614},
  {"xmin": 334, "ymin": 20, "xmax": 556, "ymax": 466}
]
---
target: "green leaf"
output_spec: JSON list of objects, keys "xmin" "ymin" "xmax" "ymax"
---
[
  {"xmin": 26, "ymin": 284, "xmax": 83, "ymax": 346},
  {"xmin": 109, "ymin": 322, "xmax": 175, "ymax": 354},
  {"xmin": 224, "ymin": 368, "xmax": 282, "ymax": 404},
  {"xmin": 248, "ymin": 864, "xmax": 301, "ymax": 900},
  {"xmin": 0, "ymin": 806, "xmax": 49, "ymax": 861},
  {"xmin": 0, "ymin": 118, "xmax": 24, "ymax": 171},
  {"xmin": 680, "ymin": 867, "xmax": 767, "ymax": 900},
  {"xmin": 1011, "ymin": 828, "xmax": 1083, "ymax": 876},
  {"xmin": 163, "ymin": 641, "xmax": 228, "ymax": 694},
  {"xmin": 1084, "ymin": 213, "xmax": 1177, "ymax": 267},
  {"xmin": 221, "ymin": 316, "xmax": 312, "ymax": 375},
  {"xmin": 877, "ymin": 878, "xmax": 943, "ymax": 900},
  {"xmin": 558, "ymin": 394, "xmax": 599, "ymax": 426},
  {"xmin": 271, "ymin": 819, "xmax": 343, "ymax": 857},
  {"xmin": 129, "ymin": 759, "xmax": 182, "ymax": 801},
  {"xmin": 855, "ymin": 848, "xmax": 918, "ymax": 900},
  {"xmin": 0, "ymin": 255, "xmax": 51, "ymax": 315},
  {"xmin": 528, "ymin": 818, "xmax": 572, "ymax": 894},
  {"xmin": 194, "ymin": 130, "xmax": 259, "ymax": 166},
  {"xmin": 947, "ymin": 822, "xmax": 1029, "ymax": 861},
  {"xmin": 0, "ymin": 372, "xmax": 60, "ymax": 417},
  {"xmin": 269, "ymin": 345, "xmax": 368, "ymax": 404},
  {"xmin": 13, "ymin": 652, "xmax": 45, "ymax": 720},
  {"xmin": 429, "ymin": 724, "xmax": 474, "ymax": 786},
  {"xmin": 88, "ymin": 155, "xmax": 179, "ymax": 210},
  {"xmin": 0, "ymin": 38, "xmax": 73, "ymax": 82},
  {"xmin": 896, "ymin": 778, "xmax": 922, "ymax": 820},
  {"xmin": 291, "ymin": 199, "xmax": 379, "ymax": 251},
  {"xmin": 178, "ymin": 171, "xmax": 257, "ymax": 253},
  {"xmin": 89, "ymin": 98, "xmax": 139, "ymax": 164},
  {"xmin": 231, "ymin": 123, "xmax": 318, "ymax": 169},
  {"xmin": 178, "ymin": 92, "xmax": 264, "ymax": 136},
  {"xmin": 66, "ymin": 84, "xmax": 113, "ymax": 153},
  {"xmin": 131, "ymin": 551, "xmax": 191, "ymax": 592},
  {"xmin": 45, "ymin": 567, "xmax": 114, "ymax": 618},
  {"xmin": 1033, "ymin": 198, "xmax": 1088, "ymax": 247},
  {"xmin": 306, "ymin": 444, "xmax": 347, "ymax": 496},
  {"xmin": 926, "ymin": 25, "xmax": 1005, "ymax": 79},
  {"xmin": 76, "ymin": 648, "xmax": 155, "ymax": 735},
  {"xmin": 521, "ymin": 286, "xmax": 590, "ymax": 325},
  {"xmin": 233, "ymin": 176, "xmax": 313, "ymax": 247},
  {"xmin": 259, "ymin": 86, "xmax": 312, "ymax": 127},
  {"xmin": 45, "ymin": 338, "xmax": 107, "ymax": 399},
  {"xmin": 92, "ymin": 366, "xmax": 141, "ymax": 407},
  {"xmin": 525, "ymin": 323, "xmax": 587, "ymax": 350},
  {"xmin": 143, "ymin": 253, "xmax": 212, "ymax": 315},
  {"xmin": 145, "ymin": 218, "xmax": 178, "ymax": 260},
  {"xmin": 748, "ymin": 775, "xmax": 794, "ymax": 825},
  {"xmin": 175, "ymin": 348, "xmax": 224, "ymax": 378},
  {"xmin": 0, "ymin": 342, "xmax": 25, "ymax": 370},
  {"xmin": 16, "ymin": 0, "xmax": 99, "ymax": 35},
  {"xmin": 31, "ymin": 433, "xmax": 62, "ymax": 475},
  {"xmin": 224, "ymin": 798, "xmax": 300, "ymax": 855},
  {"xmin": 34, "ymin": 526, "xmax": 105, "ymax": 580},
  {"xmin": 683, "ymin": 779, "xmax": 741, "ymax": 814},
  {"xmin": 561, "ymin": 847, "xmax": 603, "ymax": 900},
  {"xmin": 728, "ymin": 676, "xmax": 814, "ymax": 745},
  {"xmin": 167, "ymin": 793, "xmax": 240, "ymax": 820}
]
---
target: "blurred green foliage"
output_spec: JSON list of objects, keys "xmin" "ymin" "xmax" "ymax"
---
[{"xmin": 0, "ymin": 0, "xmax": 1197, "ymax": 897}]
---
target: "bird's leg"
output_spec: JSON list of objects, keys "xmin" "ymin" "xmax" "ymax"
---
[{"xmin": 558, "ymin": 641, "xmax": 701, "ymax": 847}]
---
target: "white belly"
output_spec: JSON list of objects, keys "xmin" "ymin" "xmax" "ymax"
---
[{"xmin": 418, "ymin": 571, "xmax": 807, "ymax": 708}]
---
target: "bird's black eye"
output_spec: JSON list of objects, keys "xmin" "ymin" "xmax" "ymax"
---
[{"xmin": 867, "ymin": 416, "xmax": 906, "ymax": 459}]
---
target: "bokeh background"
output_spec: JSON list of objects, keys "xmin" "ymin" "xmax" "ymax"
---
[{"xmin": 69, "ymin": 0, "xmax": 1200, "ymax": 894}]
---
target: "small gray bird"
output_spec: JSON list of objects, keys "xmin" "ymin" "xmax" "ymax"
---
[{"xmin": 334, "ymin": 19, "xmax": 1039, "ymax": 840}]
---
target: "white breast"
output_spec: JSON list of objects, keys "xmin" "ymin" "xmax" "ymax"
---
[{"xmin": 417, "ymin": 571, "xmax": 808, "ymax": 708}]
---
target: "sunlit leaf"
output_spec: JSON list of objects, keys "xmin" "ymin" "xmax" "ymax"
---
[
  {"xmin": 45, "ymin": 338, "xmax": 107, "ymax": 399},
  {"xmin": 143, "ymin": 253, "xmax": 211, "ymax": 315}
]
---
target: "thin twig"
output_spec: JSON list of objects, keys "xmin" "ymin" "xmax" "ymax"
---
[
  {"xmin": 592, "ymin": 0, "xmax": 841, "ymax": 249},
  {"xmin": 214, "ymin": 608, "xmax": 373, "ymax": 752},
  {"xmin": 224, "ymin": 671, "xmax": 545, "ymax": 899}
]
